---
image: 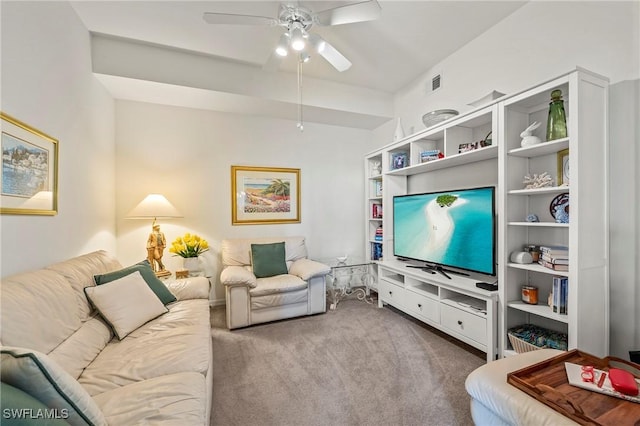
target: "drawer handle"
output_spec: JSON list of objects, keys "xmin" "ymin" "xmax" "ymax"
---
[
  {"xmin": 389, "ymin": 291, "xmax": 393, "ymax": 296},
  {"xmin": 457, "ymin": 320, "xmax": 463, "ymax": 326},
  {"xmin": 417, "ymin": 304, "xmax": 422, "ymax": 309}
]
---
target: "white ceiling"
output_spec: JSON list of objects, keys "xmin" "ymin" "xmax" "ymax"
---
[{"xmin": 70, "ymin": 1, "xmax": 528, "ymax": 127}]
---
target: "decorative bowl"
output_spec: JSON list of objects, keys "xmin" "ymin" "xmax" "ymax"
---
[{"xmin": 422, "ymin": 109, "xmax": 459, "ymax": 128}]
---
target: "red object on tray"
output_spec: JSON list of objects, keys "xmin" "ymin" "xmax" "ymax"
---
[{"xmin": 609, "ymin": 368, "xmax": 639, "ymax": 396}]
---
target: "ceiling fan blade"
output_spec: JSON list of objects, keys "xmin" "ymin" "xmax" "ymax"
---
[
  {"xmin": 309, "ymin": 34, "xmax": 352, "ymax": 72},
  {"xmin": 203, "ymin": 12, "xmax": 279, "ymax": 26},
  {"xmin": 313, "ymin": 0, "xmax": 381, "ymax": 26}
]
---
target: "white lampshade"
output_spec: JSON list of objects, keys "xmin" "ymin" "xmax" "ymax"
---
[{"xmin": 126, "ymin": 194, "xmax": 182, "ymax": 220}]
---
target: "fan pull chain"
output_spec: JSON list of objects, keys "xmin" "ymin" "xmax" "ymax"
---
[{"xmin": 297, "ymin": 58, "xmax": 304, "ymax": 132}]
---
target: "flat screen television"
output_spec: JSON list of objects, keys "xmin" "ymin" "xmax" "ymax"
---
[{"xmin": 393, "ymin": 186, "xmax": 496, "ymax": 276}]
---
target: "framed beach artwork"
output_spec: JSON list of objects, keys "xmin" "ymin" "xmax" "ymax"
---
[
  {"xmin": 231, "ymin": 165, "xmax": 300, "ymax": 225},
  {"xmin": 1, "ymin": 112, "xmax": 58, "ymax": 215}
]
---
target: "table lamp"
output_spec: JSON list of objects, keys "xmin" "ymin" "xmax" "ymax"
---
[{"xmin": 126, "ymin": 193, "xmax": 183, "ymax": 277}]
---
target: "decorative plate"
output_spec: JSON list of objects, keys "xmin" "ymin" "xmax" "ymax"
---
[
  {"xmin": 549, "ymin": 193, "xmax": 570, "ymax": 222},
  {"xmin": 422, "ymin": 109, "xmax": 459, "ymax": 128}
]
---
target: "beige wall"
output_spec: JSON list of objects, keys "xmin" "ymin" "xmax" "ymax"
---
[
  {"xmin": 1, "ymin": 2, "xmax": 116, "ymax": 277},
  {"xmin": 115, "ymin": 100, "xmax": 370, "ymax": 303}
]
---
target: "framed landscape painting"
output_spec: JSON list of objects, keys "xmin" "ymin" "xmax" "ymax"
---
[
  {"xmin": 1, "ymin": 112, "xmax": 58, "ymax": 215},
  {"xmin": 231, "ymin": 165, "xmax": 300, "ymax": 225}
]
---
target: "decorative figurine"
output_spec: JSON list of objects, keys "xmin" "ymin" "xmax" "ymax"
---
[
  {"xmin": 526, "ymin": 214, "xmax": 540, "ymax": 223},
  {"xmin": 371, "ymin": 161, "xmax": 381, "ymax": 176},
  {"xmin": 147, "ymin": 223, "xmax": 170, "ymax": 277},
  {"xmin": 523, "ymin": 172, "xmax": 553, "ymax": 189},
  {"xmin": 520, "ymin": 122, "xmax": 542, "ymax": 147}
]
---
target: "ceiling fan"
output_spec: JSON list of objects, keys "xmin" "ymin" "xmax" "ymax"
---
[{"xmin": 203, "ymin": 1, "xmax": 381, "ymax": 72}]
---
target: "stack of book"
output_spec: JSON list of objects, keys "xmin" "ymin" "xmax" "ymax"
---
[
  {"xmin": 552, "ymin": 276, "xmax": 569, "ymax": 314},
  {"xmin": 374, "ymin": 226, "xmax": 383, "ymax": 242},
  {"xmin": 420, "ymin": 149, "xmax": 443, "ymax": 163},
  {"xmin": 538, "ymin": 245, "xmax": 569, "ymax": 271}
]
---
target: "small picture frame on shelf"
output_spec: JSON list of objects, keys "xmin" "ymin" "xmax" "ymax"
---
[
  {"xmin": 557, "ymin": 148, "xmax": 569, "ymax": 185},
  {"xmin": 390, "ymin": 152, "xmax": 408, "ymax": 170}
]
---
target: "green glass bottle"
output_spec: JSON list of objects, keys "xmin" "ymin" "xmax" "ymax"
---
[{"xmin": 546, "ymin": 89, "xmax": 567, "ymax": 141}]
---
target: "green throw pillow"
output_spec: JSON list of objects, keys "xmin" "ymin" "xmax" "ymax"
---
[
  {"xmin": 251, "ymin": 242, "xmax": 288, "ymax": 278},
  {"xmin": 0, "ymin": 382, "xmax": 71, "ymax": 425},
  {"xmin": 93, "ymin": 260, "xmax": 176, "ymax": 305}
]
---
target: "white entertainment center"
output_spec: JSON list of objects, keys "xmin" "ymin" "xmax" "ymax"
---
[{"xmin": 365, "ymin": 68, "xmax": 609, "ymax": 361}]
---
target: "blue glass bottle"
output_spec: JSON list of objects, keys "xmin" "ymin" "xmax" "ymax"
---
[{"xmin": 546, "ymin": 89, "xmax": 567, "ymax": 141}]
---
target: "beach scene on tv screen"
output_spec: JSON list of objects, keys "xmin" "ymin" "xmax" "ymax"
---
[{"xmin": 394, "ymin": 187, "xmax": 494, "ymax": 274}]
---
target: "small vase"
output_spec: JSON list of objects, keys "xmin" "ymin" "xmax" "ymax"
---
[
  {"xmin": 393, "ymin": 118, "xmax": 405, "ymax": 141},
  {"xmin": 182, "ymin": 257, "xmax": 201, "ymax": 276},
  {"xmin": 546, "ymin": 89, "xmax": 567, "ymax": 141}
]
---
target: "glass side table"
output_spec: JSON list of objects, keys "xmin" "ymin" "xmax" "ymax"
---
[{"xmin": 319, "ymin": 257, "xmax": 374, "ymax": 310}]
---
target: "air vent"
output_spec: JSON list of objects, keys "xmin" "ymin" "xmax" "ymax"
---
[{"xmin": 432, "ymin": 74, "xmax": 441, "ymax": 91}]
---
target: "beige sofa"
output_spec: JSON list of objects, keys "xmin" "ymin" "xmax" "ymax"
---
[
  {"xmin": 0, "ymin": 250, "xmax": 212, "ymax": 425},
  {"xmin": 220, "ymin": 236, "xmax": 330, "ymax": 329},
  {"xmin": 465, "ymin": 349, "xmax": 578, "ymax": 425}
]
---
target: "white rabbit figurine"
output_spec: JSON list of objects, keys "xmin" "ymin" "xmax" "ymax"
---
[{"xmin": 520, "ymin": 121, "xmax": 542, "ymax": 147}]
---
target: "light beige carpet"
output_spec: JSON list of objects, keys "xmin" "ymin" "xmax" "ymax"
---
[{"xmin": 210, "ymin": 298, "xmax": 484, "ymax": 426}]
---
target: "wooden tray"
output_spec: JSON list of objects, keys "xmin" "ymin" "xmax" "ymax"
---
[{"xmin": 507, "ymin": 349, "xmax": 640, "ymax": 426}]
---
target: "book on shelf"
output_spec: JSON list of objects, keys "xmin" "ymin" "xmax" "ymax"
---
[
  {"xmin": 374, "ymin": 226, "xmax": 383, "ymax": 242},
  {"xmin": 372, "ymin": 203, "xmax": 383, "ymax": 218},
  {"xmin": 374, "ymin": 180, "xmax": 382, "ymax": 197},
  {"xmin": 540, "ymin": 245, "xmax": 569, "ymax": 256},
  {"xmin": 540, "ymin": 253, "xmax": 569, "ymax": 265},
  {"xmin": 371, "ymin": 242, "xmax": 383, "ymax": 261},
  {"xmin": 420, "ymin": 149, "xmax": 442, "ymax": 163},
  {"xmin": 552, "ymin": 276, "xmax": 568, "ymax": 314},
  {"xmin": 539, "ymin": 259, "xmax": 569, "ymax": 271}
]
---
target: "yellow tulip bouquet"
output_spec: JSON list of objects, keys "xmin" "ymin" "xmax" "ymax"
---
[{"xmin": 169, "ymin": 233, "xmax": 209, "ymax": 258}]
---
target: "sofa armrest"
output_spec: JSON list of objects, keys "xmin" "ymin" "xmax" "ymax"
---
[
  {"xmin": 289, "ymin": 258, "xmax": 331, "ymax": 281},
  {"xmin": 165, "ymin": 276, "xmax": 210, "ymax": 301},
  {"xmin": 220, "ymin": 266, "xmax": 257, "ymax": 288}
]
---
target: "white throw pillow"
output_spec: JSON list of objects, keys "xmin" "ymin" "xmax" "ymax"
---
[
  {"xmin": 84, "ymin": 271, "xmax": 168, "ymax": 340},
  {"xmin": 0, "ymin": 346, "xmax": 108, "ymax": 426}
]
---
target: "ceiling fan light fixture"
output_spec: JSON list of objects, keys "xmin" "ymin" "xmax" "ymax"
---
[
  {"xmin": 275, "ymin": 34, "xmax": 289, "ymax": 56},
  {"xmin": 290, "ymin": 23, "xmax": 306, "ymax": 51}
]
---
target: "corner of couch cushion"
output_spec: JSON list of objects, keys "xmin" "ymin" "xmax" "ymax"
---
[
  {"xmin": 1, "ymin": 346, "xmax": 107, "ymax": 426},
  {"xmin": 164, "ymin": 276, "xmax": 210, "ymax": 301}
]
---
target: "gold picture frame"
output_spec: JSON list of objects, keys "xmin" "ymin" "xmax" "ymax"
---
[
  {"xmin": 1, "ymin": 112, "xmax": 58, "ymax": 215},
  {"xmin": 231, "ymin": 165, "xmax": 300, "ymax": 225},
  {"xmin": 557, "ymin": 148, "xmax": 569, "ymax": 186}
]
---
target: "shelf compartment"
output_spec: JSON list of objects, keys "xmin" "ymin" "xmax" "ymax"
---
[
  {"xmin": 508, "ymin": 222, "xmax": 569, "ymax": 228},
  {"xmin": 507, "ymin": 262, "xmax": 569, "ymax": 277},
  {"xmin": 507, "ymin": 301, "xmax": 569, "ymax": 323},
  {"xmin": 508, "ymin": 186, "xmax": 570, "ymax": 196},
  {"xmin": 508, "ymin": 138, "xmax": 569, "ymax": 158},
  {"xmin": 386, "ymin": 145, "xmax": 498, "ymax": 176}
]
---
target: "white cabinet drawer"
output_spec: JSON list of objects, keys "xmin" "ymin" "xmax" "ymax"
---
[
  {"xmin": 440, "ymin": 303, "xmax": 486, "ymax": 345},
  {"xmin": 406, "ymin": 292, "xmax": 439, "ymax": 324},
  {"xmin": 379, "ymin": 279, "xmax": 406, "ymax": 307}
]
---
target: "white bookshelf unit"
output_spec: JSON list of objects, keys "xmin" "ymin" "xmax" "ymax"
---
[
  {"xmin": 499, "ymin": 69, "xmax": 609, "ymax": 358},
  {"xmin": 364, "ymin": 67, "xmax": 609, "ymax": 360}
]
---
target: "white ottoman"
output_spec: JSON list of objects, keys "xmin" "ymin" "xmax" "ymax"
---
[{"xmin": 465, "ymin": 349, "xmax": 579, "ymax": 425}]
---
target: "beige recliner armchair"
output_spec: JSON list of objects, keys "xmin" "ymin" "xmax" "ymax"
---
[{"xmin": 220, "ymin": 236, "xmax": 330, "ymax": 329}]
